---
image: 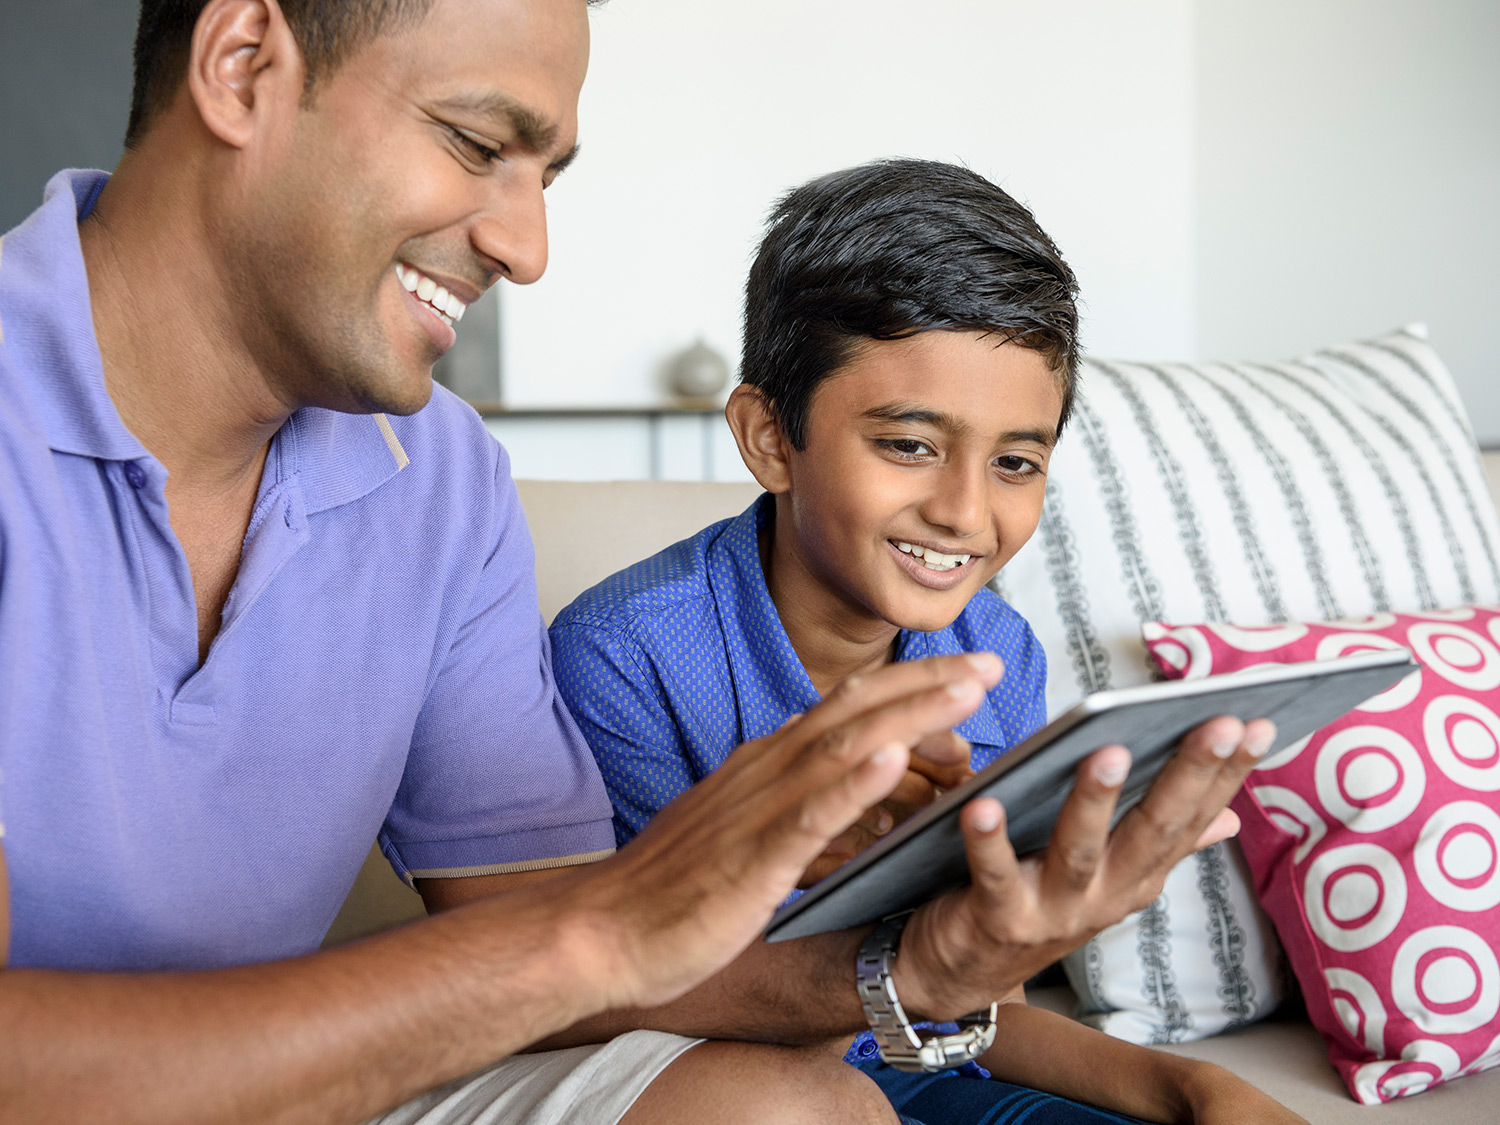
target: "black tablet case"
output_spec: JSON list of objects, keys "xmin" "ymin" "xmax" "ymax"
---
[{"xmin": 765, "ymin": 650, "xmax": 1416, "ymax": 942}]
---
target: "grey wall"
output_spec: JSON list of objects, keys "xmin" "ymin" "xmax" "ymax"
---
[
  {"xmin": 1195, "ymin": 0, "xmax": 1500, "ymax": 446},
  {"xmin": 0, "ymin": 2, "xmax": 135, "ymax": 231}
]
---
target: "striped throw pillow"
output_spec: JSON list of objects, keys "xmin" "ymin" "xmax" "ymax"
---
[{"xmin": 993, "ymin": 325, "xmax": 1500, "ymax": 1044}]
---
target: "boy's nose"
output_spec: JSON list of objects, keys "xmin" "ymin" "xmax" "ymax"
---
[{"xmin": 920, "ymin": 462, "xmax": 989, "ymax": 539}]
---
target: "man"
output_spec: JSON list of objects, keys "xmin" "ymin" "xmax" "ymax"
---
[{"xmin": 0, "ymin": 2, "xmax": 1266, "ymax": 1123}]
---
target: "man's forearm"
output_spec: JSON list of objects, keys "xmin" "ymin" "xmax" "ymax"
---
[
  {"xmin": 532, "ymin": 926, "xmax": 872, "ymax": 1051},
  {"xmin": 0, "ymin": 886, "xmax": 612, "ymax": 1125}
]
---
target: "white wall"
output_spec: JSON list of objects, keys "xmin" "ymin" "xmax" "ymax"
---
[
  {"xmin": 1194, "ymin": 0, "xmax": 1500, "ymax": 445},
  {"xmin": 500, "ymin": 0, "xmax": 1197, "ymax": 415}
]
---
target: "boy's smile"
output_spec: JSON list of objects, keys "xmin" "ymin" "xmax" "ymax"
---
[{"xmin": 737, "ymin": 328, "xmax": 1062, "ymax": 689}]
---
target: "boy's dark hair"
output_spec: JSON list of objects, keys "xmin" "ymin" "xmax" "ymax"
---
[
  {"xmin": 124, "ymin": 0, "xmax": 604, "ymax": 147},
  {"xmin": 740, "ymin": 159, "xmax": 1080, "ymax": 449}
]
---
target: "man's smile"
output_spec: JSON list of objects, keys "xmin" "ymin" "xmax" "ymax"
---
[{"xmin": 395, "ymin": 261, "xmax": 470, "ymax": 326}]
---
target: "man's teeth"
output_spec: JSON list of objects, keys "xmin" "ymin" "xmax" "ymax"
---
[
  {"xmin": 895, "ymin": 542, "xmax": 972, "ymax": 571},
  {"xmin": 395, "ymin": 263, "xmax": 468, "ymax": 326}
]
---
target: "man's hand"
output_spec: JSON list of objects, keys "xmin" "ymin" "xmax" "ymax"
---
[
  {"xmin": 798, "ymin": 728, "xmax": 976, "ymax": 887},
  {"xmin": 563, "ymin": 652, "xmax": 1004, "ymax": 1012},
  {"xmin": 891, "ymin": 714, "xmax": 1275, "ymax": 1018}
]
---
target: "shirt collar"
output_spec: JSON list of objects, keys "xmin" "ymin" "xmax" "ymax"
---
[
  {"xmin": 705, "ymin": 494, "xmax": 1010, "ymax": 749},
  {"xmin": 0, "ymin": 170, "xmax": 143, "ymax": 462},
  {"xmin": 0, "ymin": 169, "xmax": 407, "ymax": 510}
]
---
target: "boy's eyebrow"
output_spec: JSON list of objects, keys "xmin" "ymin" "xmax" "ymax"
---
[
  {"xmin": 861, "ymin": 404, "xmax": 1058, "ymax": 447},
  {"xmin": 431, "ymin": 91, "xmax": 580, "ymax": 173}
]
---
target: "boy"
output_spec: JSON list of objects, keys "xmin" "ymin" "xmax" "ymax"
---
[{"xmin": 549, "ymin": 161, "xmax": 1301, "ymax": 1124}]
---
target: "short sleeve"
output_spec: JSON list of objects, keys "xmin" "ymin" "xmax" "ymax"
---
[
  {"xmin": 549, "ymin": 619, "xmax": 700, "ymax": 846},
  {"xmin": 378, "ymin": 456, "xmax": 616, "ymax": 883}
]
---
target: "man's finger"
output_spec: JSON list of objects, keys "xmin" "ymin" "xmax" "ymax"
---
[
  {"xmin": 1040, "ymin": 745, "xmax": 1129, "ymax": 896},
  {"xmin": 788, "ymin": 653, "xmax": 1002, "ymax": 747}
]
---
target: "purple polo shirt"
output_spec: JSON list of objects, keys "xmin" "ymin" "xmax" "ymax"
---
[{"xmin": 0, "ymin": 170, "xmax": 616, "ymax": 972}]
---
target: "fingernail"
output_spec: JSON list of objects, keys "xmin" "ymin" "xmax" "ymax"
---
[
  {"xmin": 877, "ymin": 810, "xmax": 894, "ymax": 833},
  {"xmin": 1094, "ymin": 752, "xmax": 1130, "ymax": 787},
  {"xmin": 1248, "ymin": 730, "xmax": 1275, "ymax": 758},
  {"xmin": 1211, "ymin": 737, "xmax": 1237, "ymax": 759},
  {"xmin": 972, "ymin": 802, "xmax": 1002, "ymax": 833},
  {"xmin": 965, "ymin": 653, "xmax": 1002, "ymax": 676},
  {"xmin": 871, "ymin": 743, "xmax": 903, "ymax": 767},
  {"xmin": 945, "ymin": 679, "xmax": 981, "ymax": 700}
]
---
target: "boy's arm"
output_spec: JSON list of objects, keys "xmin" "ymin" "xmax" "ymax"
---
[{"xmin": 980, "ymin": 1000, "xmax": 1310, "ymax": 1124}]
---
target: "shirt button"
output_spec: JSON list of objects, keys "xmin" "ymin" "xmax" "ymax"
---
[{"xmin": 124, "ymin": 462, "xmax": 147, "ymax": 489}]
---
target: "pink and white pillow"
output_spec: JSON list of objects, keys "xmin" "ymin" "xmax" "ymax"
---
[{"xmin": 1144, "ymin": 608, "xmax": 1500, "ymax": 1104}]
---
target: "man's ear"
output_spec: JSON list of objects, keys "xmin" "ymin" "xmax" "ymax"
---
[
  {"xmin": 187, "ymin": 0, "xmax": 303, "ymax": 150},
  {"xmin": 725, "ymin": 385, "xmax": 793, "ymax": 494}
]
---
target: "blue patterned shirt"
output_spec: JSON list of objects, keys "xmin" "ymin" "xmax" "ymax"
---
[
  {"xmin": 549, "ymin": 494, "xmax": 1047, "ymax": 1066},
  {"xmin": 549, "ymin": 491, "xmax": 1047, "ymax": 846}
]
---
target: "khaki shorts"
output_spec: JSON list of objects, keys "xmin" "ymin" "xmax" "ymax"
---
[{"xmin": 366, "ymin": 1031, "xmax": 703, "ymax": 1125}]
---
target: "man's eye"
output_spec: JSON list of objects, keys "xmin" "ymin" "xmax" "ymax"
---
[{"xmin": 448, "ymin": 127, "xmax": 502, "ymax": 166}]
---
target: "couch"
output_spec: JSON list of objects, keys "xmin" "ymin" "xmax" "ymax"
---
[{"xmin": 327, "ymin": 338, "xmax": 1500, "ymax": 1122}]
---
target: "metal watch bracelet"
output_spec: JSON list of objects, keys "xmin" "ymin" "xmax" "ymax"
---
[{"xmin": 854, "ymin": 912, "xmax": 999, "ymax": 1073}]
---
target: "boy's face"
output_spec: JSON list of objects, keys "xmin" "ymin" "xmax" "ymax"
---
[{"xmin": 775, "ymin": 330, "xmax": 1062, "ymax": 635}]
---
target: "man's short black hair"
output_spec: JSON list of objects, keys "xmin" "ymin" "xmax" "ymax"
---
[
  {"xmin": 126, "ymin": 1, "xmax": 434, "ymax": 147},
  {"xmin": 124, "ymin": 0, "xmax": 605, "ymax": 147},
  {"xmin": 740, "ymin": 159, "xmax": 1080, "ymax": 449}
]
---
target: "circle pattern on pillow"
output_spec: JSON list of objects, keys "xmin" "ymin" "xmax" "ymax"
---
[{"xmin": 1144, "ymin": 607, "xmax": 1500, "ymax": 1105}]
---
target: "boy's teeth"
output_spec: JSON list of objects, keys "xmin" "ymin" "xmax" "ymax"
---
[
  {"xmin": 894, "ymin": 542, "xmax": 972, "ymax": 571},
  {"xmin": 395, "ymin": 263, "xmax": 470, "ymax": 324}
]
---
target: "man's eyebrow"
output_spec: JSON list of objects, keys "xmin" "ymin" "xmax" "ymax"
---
[
  {"xmin": 862, "ymin": 404, "xmax": 1057, "ymax": 447},
  {"xmin": 431, "ymin": 91, "xmax": 571, "ymax": 162}
]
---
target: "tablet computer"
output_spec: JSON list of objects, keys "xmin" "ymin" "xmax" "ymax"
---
[{"xmin": 764, "ymin": 647, "xmax": 1417, "ymax": 942}]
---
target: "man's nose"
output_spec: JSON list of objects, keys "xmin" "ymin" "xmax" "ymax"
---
[{"xmin": 470, "ymin": 179, "xmax": 550, "ymax": 286}]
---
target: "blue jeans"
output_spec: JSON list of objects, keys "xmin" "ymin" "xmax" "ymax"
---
[{"xmin": 860, "ymin": 1059, "xmax": 1151, "ymax": 1125}]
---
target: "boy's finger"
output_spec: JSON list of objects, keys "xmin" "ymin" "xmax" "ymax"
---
[
  {"xmin": 1040, "ymin": 746, "xmax": 1129, "ymax": 896},
  {"xmin": 909, "ymin": 729, "xmax": 973, "ymax": 768},
  {"xmin": 1106, "ymin": 716, "xmax": 1252, "ymax": 879},
  {"xmin": 958, "ymin": 797, "xmax": 1023, "ymax": 904}
]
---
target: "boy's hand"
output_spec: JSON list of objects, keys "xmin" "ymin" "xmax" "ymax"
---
[
  {"xmin": 798, "ymin": 730, "xmax": 976, "ymax": 887},
  {"xmin": 889, "ymin": 714, "xmax": 1275, "ymax": 1019}
]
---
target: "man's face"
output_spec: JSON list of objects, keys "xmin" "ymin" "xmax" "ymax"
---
[
  {"xmin": 224, "ymin": 0, "xmax": 588, "ymax": 415},
  {"xmin": 775, "ymin": 331, "xmax": 1063, "ymax": 635}
]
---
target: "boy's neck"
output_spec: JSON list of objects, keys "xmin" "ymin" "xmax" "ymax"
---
[{"xmin": 759, "ymin": 512, "xmax": 901, "ymax": 698}]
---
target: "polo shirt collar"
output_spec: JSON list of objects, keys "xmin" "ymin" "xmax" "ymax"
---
[
  {"xmin": 705, "ymin": 494, "xmax": 1009, "ymax": 749},
  {"xmin": 1, "ymin": 169, "xmax": 408, "ymax": 510},
  {"xmin": 1, "ymin": 170, "xmax": 144, "ymax": 462}
]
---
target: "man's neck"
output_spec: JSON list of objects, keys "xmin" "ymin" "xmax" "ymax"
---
[
  {"xmin": 79, "ymin": 152, "xmax": 291, "ymax": 496},
  {"xmin": 759, "ymin": 508, "xmax": 900, "ymax": 699}
]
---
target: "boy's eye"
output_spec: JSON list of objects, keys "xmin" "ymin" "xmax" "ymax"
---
[
  {"xmin": 877, "ymin": 438, "xmax": 933, "ymax": 459},
  {"xmin": 995, "ymin": 455, "xmax": 1041, "ymax": 477}
]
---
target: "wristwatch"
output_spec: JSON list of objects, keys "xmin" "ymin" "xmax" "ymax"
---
[{"xmin": 855, "ymin": 912, "xmax": 999, "ymax": 1073}]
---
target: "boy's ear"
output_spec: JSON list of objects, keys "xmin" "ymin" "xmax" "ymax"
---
[
  {"xmin": 187, "ymin": 0, "xmax": 302, "ymax": 150},
  {"xmin": 725, "ymin": 385, "xmax": 792, "ymax": 493}
]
